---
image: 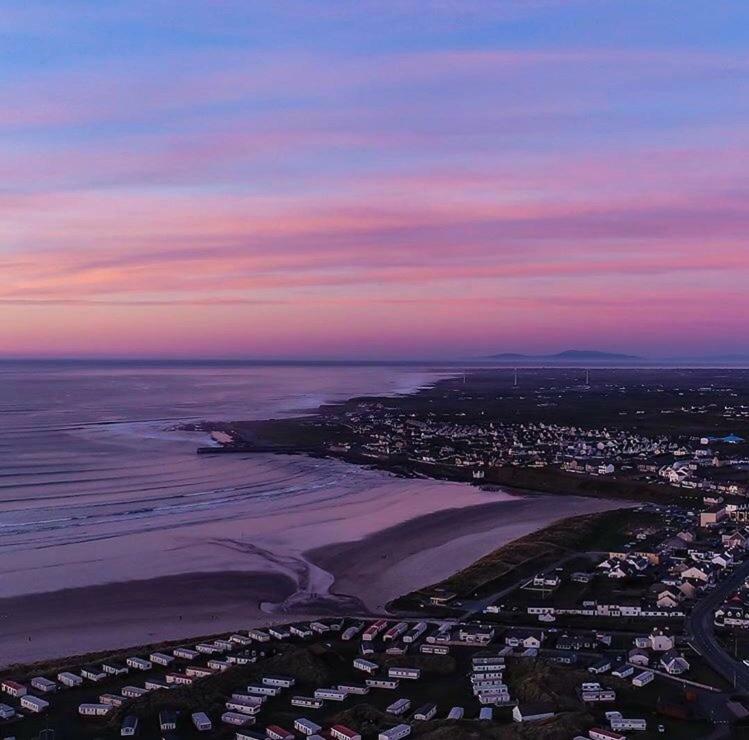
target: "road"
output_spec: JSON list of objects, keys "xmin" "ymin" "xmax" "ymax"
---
[{"xmin": 687, "ymin": 558, "xmax": 749, "ymax": 692}]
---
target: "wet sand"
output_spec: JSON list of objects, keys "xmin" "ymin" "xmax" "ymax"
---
[
  {"xmin": 0, "ymin": 485, "xmax": 624, "ymax": 667},
  {"xmin": 308, "ymin": 494, "xmax": 627, "ymax": 611},
  {"xmin": 0, "ymin": 571, "xmax": 296, "ymax": 668}
]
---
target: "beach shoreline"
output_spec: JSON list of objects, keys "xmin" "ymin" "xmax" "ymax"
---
[{"xmin": 0, "ymin": 488, "xmax": 624, "ymax": 667}]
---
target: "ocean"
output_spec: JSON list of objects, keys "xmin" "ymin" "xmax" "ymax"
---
[{"xmin": 0, "ymin": 361, "xmax": 459, "ymax": 595}]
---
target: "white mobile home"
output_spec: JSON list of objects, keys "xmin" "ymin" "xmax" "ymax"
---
[
  {"xmin": 58, "ymin": 671, "xmax": 83, "ymax": 687},
  {"xmin": 79, "ymin": 703, "xmax": 113, "ymax": 717},
  {"xmin": 192, "ymin": 711, "xmax": 212, "ymax": 731},
  {"xmin": 30, "ymin": 677, "xmax": 57, "ymax": 693},
  {"xmin": 20, "ymin": 695, "xmax": 49, "ymax": 713},
  {"xmin": 378, "ymin": 724, "xmax": 411, "ymax": 740},
  {"xmin": 294, "ymin": 717, "xmax": 322, "ymax": 736}
]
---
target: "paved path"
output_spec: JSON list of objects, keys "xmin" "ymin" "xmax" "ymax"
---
[{"xmin": 687, "ymin": 559, "xmax": 749, "ymax": 692}]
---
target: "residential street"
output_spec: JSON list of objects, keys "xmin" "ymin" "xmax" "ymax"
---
[{"xmin": 687, "ymin": 560, "xmax": 749, "ymax": 693}]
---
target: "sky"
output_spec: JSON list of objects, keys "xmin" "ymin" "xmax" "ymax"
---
[{"xmin": 2, "ymin": 1, "xmax": 748, "ymax": 359}]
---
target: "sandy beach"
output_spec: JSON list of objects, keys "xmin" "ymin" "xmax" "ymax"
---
[{"xmin": 0, "ymin": 461, "xmax": 624, "ymax": 666}]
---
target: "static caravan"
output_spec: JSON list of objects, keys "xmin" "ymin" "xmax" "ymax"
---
[
  {"xmin": 294, "ymin": 718, "xmax": 323, "ymax": 736},
  {"xmin": 99, "ymin": 693, "xmax": 126, "ymax": 707},
  {"xmin": 2, "ymin": 680, "xmax": 27, "ymax": 697},
  {"xmin": 0, "ymin": 704, "xmax": 15, "ymax": 720},
  {"xmin": 383, "ymin": 622, "xmax": 408, "ymax": 641},
  {"xmin": 314, "ymin": 687, "xmax": 347, "ymax": 701},
  {"xmin": 79, "ymin": 703, "xmax": 113, "ymax": 717},
  {"xmin": 192, "ymin": 711, "xmax": 212, "ymax": 731},
  {"xmin": 127, "ymin": 656, "xmax": 152, "ymax": 671},
  {"xmin": 414, "ymin": 702, "xmax": 437, "ymax": 720},
  {"xmin": 388, "ymin": 667, "xmax": 421, "ymax": 680},
  {"xmin": 266, "ymin": 725, "xmax": 295, "ymax": 740},
  {"xmin": 150, "ymin": 652, "xmax": 174, "ymax": 666},
  {"xmin": 20, "ymin": 695, "xmax": 49, "ymax": 713},
  {"xmin": 230, "ymin": 633, "xmax": 254, "ymax": 646},
  {"xmin": 269, "ymin": 626, "xmax": 291, "ymax": 640},
  {"xmin": 378, "ymin": 724, "xmax": 411, "ymax": 740},
  {"xmin": 632, "ymin": 671, "xmax": 654, "ymax": 687},
  {"xmin": 290, "ymin": 624, "xmax": 313, "ymax": 638},
  {"xmin": 102, "ymin": 661, "xmax": 129, "ymax": 676},
  {"xmin": 30, "ymin": 677, "xmax": 57, "ymax": 693},
  {"xmin": 165, "ymin": 672, "xmax": 193, "ymax": 685},
  {"xmin": 386, "ymin": 698, "xmax": 411, "ymax": 716},
  {"xmin": 248, "ymin": 628, "xmax": 271, "ymax": 642},
  {"xmin": 331, "ymin": 725, "xmax": 362, "ymax": 740},
  {"xmin": 246, "ymin": 682, "xmax": 280, "ymax": 696},
  {"xmin": 221, "ymin": 710, "xmax": 252, "ymax": 726},
  {"xmin": 173, "ymin": 647, "xmax": 199, "ymax": 660},
  {"xmin": 226, "ymin": 697, "xmax": 262, "ymax": 715},
  {"xmin": 122, "ymin": 685, "xmax": 148, "ymax": 698},
  {"xmin": 342, "ymin": 623, "xmax": 364, "ymax": 641},
  {"xmin": 145, "ymin": 678, "xmax": 169, "ymax": 690},
  {"xmin": 448, "ymin": 707, "xmax": 464, "ymax": 720},
  {"xmin": 186, "ymin": 665, "xmax": 214, "ymax": 678},
  {"xmin": 121, "ymin": 715, "xmax": 139, "ymax": 736},
  {"xmin": 403, "ymin": 622, "xmax": 428, "ymax": 643},
  {"xmin": 366, "ymin": 677, "xmax": 399, "ymax": 690},
  {"xmin": 159, "ymin": 709, "xmax": 178, "ymax": 730},
  {"xmin": 338, "ymin": 683, "xmax": 369, "ymax": 695},
  {"xmin": 310, "ymin": 621, "xmax": 331, "ymax": 634},
  {"xmin": 479, "ymin": 707, "xmax": 493, "ymax": 720},
  {"xmin": 263, "ymin": 674, "xmax": 296, "ymax": 688},
  {"xmin": 58, "ymin": 671, "xmax": 83, "ymax": 688},
  {"xmin": 362, "ymin": 620, "xmax": 389, "ymax": 641},
  {"xmin": 353, "ymin": 658, "xmax": 378, "ymax": 674},
  {"xmin": 291, "ymin": 696, "xmax": 324, "ymax": 709}
]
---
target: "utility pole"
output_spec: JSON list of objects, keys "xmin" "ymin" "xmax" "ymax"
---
[{"xmin": 513, "ymin": 368, "xmax": 518, "ymax": 388}]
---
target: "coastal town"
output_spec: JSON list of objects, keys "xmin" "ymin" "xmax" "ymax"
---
[
  {"xmin": 4, "ymin": 493, "xmax": 749, "ymax": 738},
  {"xmin": 206, "ymin": 369, "xmax": 749, "ymax": 506}
]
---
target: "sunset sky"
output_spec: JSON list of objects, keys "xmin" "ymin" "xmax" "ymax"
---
[{"xmin": 2, "ymin": 1, "xmax": 748, "ymax": 359}]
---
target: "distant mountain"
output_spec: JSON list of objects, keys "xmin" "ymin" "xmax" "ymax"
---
[{"xmin": 486, "ymin": 349, "xmax": 642, "ymax": 361}]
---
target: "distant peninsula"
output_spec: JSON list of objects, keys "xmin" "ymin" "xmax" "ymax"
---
[{"xmin": 486, "ymin": 349, "xmax": 642, "ymax": 362}]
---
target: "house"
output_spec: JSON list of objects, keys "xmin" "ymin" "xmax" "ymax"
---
[
  {"xmin": 512, "ymin": 702, "xmax": 556, "ymax": 723},
  {"xmin": 660, "ymin": 650, "xmax": 690, "ymax": 675},
  {"xmin": 649, "ymin": 627, "xmax": 675, "ymax": 652},
  {"xmin": 505, "ymin": 629, "xmax": 543, "ymax": 649}
]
